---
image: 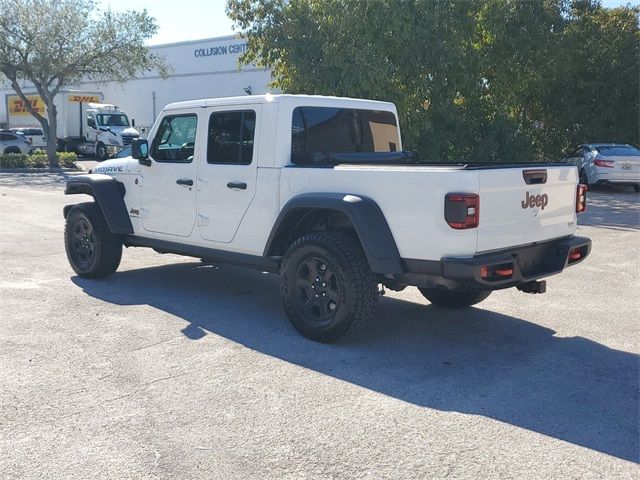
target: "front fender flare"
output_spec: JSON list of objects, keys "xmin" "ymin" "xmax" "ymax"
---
[
  {"xmin": 264, "ymin": 193, "xmax": 403, "ymax": 274},
  {"xmin": 64, "ymin": 174, "xmax": 133, "ymax": 234}
]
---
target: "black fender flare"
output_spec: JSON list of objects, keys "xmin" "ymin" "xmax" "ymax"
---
[
  {"xmin": 264, "ymin": 193, "xmax": 403, "ymax": 274},
  {"xmin": 64, "ymin": 174, "xmax": 133, "ymax": 234}
]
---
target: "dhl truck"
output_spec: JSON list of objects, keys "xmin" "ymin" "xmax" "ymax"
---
[{"xmin": 5, "ymin": 90, "xmax": 139, "ymax": 160}]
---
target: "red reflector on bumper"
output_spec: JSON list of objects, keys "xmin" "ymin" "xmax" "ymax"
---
[{"xmin": 495, "ymin": 267, "xmax": 514, "ymax": 277}]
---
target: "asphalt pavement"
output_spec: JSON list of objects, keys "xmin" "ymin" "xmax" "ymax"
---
[{"xmin": 0, "ymin": 173, "xmax": 638, "ymax": 479}]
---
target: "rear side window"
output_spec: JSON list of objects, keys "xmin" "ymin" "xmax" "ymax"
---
[
  {"xmin": 291, "ymin": 107, "xmax": 399, "ymax": 163},
  {"xmin": 0, "ymin": 133, "xmax": 17, "ymax": 141},
  {"xmin": 150, "ymin": 114, "xmax": 198, "ymax": 163},
  {"xmin": 207, "ymin": 110, "xmax": 256, "ymax": 164},
  {"xmin": 594, "ymin": 146, "xmax": 640, "ymax": 156}
]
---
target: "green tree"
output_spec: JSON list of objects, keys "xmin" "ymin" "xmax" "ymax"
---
[
  {"xmin": 0, "ymin": 0, "xmax": 168, "ymax": 167},
  {"xmin": 228, "ymin": 0, "xmax": 639, "ymax": 163}
]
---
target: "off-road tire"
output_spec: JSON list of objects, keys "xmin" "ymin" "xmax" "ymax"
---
[
  {"xmin": 579, "ymin": 168, "xmax": 589, "ymax": 186},
  {"xmin": 96, "ymin": 142, "xmax": 108, "ymax": 161},
  {"xmin": 419, "ymin": 288, "xmax": 491, "ymax": 308},
  {"xmin": 280, "ymin": 231, "xmax": 377, "ymax": 342},
  {"xmin": 64, "ymin": 202, "xmax": 122, "ymax": 278}
]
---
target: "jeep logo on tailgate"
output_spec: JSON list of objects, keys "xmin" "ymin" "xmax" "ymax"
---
[{"xmin": 521, "ymin": 191, "xmax": 548, "ymax": 210}]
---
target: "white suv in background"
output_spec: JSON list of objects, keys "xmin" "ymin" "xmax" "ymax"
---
[
  {"xmin": 568, "ymin": 143, "xmax": 640, "ymax": 192},
  {"xmin": 9, "ymin": 127, "xmax": 46, "ymax": 149},
  {"xmin": 0, "ymin": 131, "xmax": 31, "ymax": 154}
]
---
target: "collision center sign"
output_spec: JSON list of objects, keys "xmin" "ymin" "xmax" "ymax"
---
[
  {"xmin": 8, "ymin": 94, "xmax": 45, "ymax": 116},
  {"xmin": 193, "ymin": 42, "xmax": 248, "ymax": 58}
]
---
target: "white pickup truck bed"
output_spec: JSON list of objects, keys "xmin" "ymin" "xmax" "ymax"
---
[{"xmin": 280, "ymin": 163, "xmax": 579, "ymax": 261}]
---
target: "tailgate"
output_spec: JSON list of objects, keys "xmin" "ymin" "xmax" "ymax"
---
[{"xmin": 476, "ymin": 166, "xmax": 577, "ymax": 253}]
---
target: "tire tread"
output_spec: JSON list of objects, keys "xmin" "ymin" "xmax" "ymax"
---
[
  {"xmin": 280, "ymin": 231, "xmax": 376, "ymax": 341},
  {"xmin": 64, "ymin": 202, "xmax": 122, "ymax": 278}
]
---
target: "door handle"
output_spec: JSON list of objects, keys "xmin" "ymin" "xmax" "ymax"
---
[
  {"xmin": 176, "ymin": 178, "xmax": 193, "ymax": 186},
  {"xmin": 227, "ymin": 182, "xmax": 247, "ymax": 190}
]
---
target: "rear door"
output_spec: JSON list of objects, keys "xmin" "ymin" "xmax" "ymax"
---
[
  {"xmin": 476, "ymin": 166, "xmax": 577, "ymax": 253},
  {"xmin": 197, "ymin": 105, "xmax": 261, "ymax": 243}
]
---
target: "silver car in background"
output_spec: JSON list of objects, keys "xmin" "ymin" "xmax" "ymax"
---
[
  {"xmin": 567, "ymin": 143, "xmax": 640, "ymax": 192},
  {"xmin": 0, "ymin": 131, "xmax": 32, "ymax": 154}
]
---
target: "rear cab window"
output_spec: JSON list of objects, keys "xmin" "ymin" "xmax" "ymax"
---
[
  {"xmin": 291, "ymin": 107, "xmax": 400, "ymax": 164},
  {"xmin": 594, "ymin": 146, "xmax": 640, "ymax": 157}
]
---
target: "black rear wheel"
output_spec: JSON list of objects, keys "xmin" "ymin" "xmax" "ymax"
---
[
  {"xmin": 419, "ymin": 288, "xmax": 491, "ymax": 308},
  {"xmin": 280, "ymin": 231, "xmax": 376, "ymax": 342},
  {"xmin": 64, "ymin": 203, "xmax": 122, "ymax": 278},
  {"xmin": 579, "ymin": 168, "xmax": 589, "ymax": 186}
]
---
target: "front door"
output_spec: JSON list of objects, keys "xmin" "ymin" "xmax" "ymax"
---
[
  {"xmin": 141, "ymin": 111, "xmax": 199, "ymax": 237},
  {"xmin": 197, "ymin": 105, "xmax": 261, "ymax": 243}
]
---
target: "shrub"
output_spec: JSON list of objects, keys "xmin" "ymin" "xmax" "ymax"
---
[{"xmin": 0, "ymin": 152, "xmax": 79, "ymax": 169}]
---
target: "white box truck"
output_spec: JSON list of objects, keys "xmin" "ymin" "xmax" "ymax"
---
[{"xmin": 5, "ymin": 90, "xmax": 139, "ymax": 159}]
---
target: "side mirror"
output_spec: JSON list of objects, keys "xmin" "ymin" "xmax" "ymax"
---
[
  {"xmin": 132, "ymin": 138, "xmax": 151, "ymax": 166},
  {"xmin": 131, "ymin": 118, "xmax": 136, "ymax": 127}
]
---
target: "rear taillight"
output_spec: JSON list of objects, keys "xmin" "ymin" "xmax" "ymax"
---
[
  {"xmin": 594, "ymin": 159, "xmax": 614, "ymax": 168},
  {"xmin": 576, "ymin": 184, "xmax": 587, "ymax": 213},
  {"xmin": 445, "ymin": 193, "xmax": 479, "ymax": 229}
]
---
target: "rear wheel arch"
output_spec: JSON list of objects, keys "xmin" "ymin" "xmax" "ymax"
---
[{"xmin": 265, "ymin": 193, "xmax": 403, "ymax": 274}]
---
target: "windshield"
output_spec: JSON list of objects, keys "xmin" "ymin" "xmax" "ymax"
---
[
  {"xmin": 96, "ymin": 114, "xmax": 129, "ymax": 127},
  {"xmin": 595, "ymin": 145, "xmax": 640, "ymax": 157}
]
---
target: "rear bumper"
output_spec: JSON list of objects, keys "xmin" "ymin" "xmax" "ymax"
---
[
  {"xmin": 592, "ymin": 171, "xmax": 640, "ymax": 185},
  {"xmin": 399, "ymin": 236, "xmax": 591, "ymax": 290}
]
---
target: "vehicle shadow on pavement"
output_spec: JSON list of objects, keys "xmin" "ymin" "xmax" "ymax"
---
[
  {"xmin": 73, "ymin": 262, "xmax": 639, "ymax": 463},
  {"xmin": 579, "ymin": 188, "xmax": 639, "ymax": 231}
]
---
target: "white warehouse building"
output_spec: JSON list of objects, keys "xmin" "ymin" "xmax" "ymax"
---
[{"xmin": 0, "ymin": 36, "xmax": 273, "ymax": 131}]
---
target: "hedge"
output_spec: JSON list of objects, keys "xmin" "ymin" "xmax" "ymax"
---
[{"xmin": 0, "ymin": 152, "xmax": 79, "ymax": 169}]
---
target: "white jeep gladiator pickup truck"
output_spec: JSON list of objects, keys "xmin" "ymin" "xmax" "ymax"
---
[{"xmin": 63, "ymin": 94, "xmax": 591, "ymax": 342}]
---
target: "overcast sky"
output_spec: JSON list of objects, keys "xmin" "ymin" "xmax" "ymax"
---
[{"xmin": 97, "ymin": 0, "xmax": 635, "ymax": 46}]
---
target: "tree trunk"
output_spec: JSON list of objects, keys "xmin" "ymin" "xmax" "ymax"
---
[{"xmin": 45, "ymin": 103, "xmax": 59, "ymax": 169}]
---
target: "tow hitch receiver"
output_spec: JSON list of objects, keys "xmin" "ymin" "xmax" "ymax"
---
[{"xmin": 517, "ymin": 280, "xmax": 546, "ymax": 294}]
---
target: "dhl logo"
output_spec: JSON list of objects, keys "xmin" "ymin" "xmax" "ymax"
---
[
  {"xmin": 8, "ymin": 96, "xmax": 45, "ymax": 116},
  {"xmin": 69, "ymin": 95, "xmax": 100, "ymax": 103}
]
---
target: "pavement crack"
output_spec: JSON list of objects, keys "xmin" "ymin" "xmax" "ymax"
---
[{"xmin": 131, "ymin": 336, "xmax": 182, "ymax": 352}]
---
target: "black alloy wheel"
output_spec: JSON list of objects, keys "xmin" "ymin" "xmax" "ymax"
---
[
  {"xmin": 69, "ymin": 216, "xmax": 96, "ymax": 270},
  {"xmin": 293, "ymin": 255, "xmax": 341, "ymax": 326},
  {"xmin": 280, "ymin": 231, "xmax": 377, "ymax": 342}
]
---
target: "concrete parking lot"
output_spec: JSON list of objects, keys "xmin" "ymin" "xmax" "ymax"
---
[{"xmin": 0, "ymin": 173, "xmax": 638, "ymax": 479}]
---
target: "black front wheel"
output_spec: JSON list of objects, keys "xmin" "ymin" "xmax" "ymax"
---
[
  {"xmin": 280, "ymin": 231, "xmax": 377, "ymax": 342},
  {"xmin": 419, "ymin": 288, "xmax": 491, "ymax": 309},
  {"xmin": 64, "ymin": 203, "xmax": 122, "ymax": 278},
  {"xmin": 96, "ymin": 142, "xmax": 108, "ymax": 161}
]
